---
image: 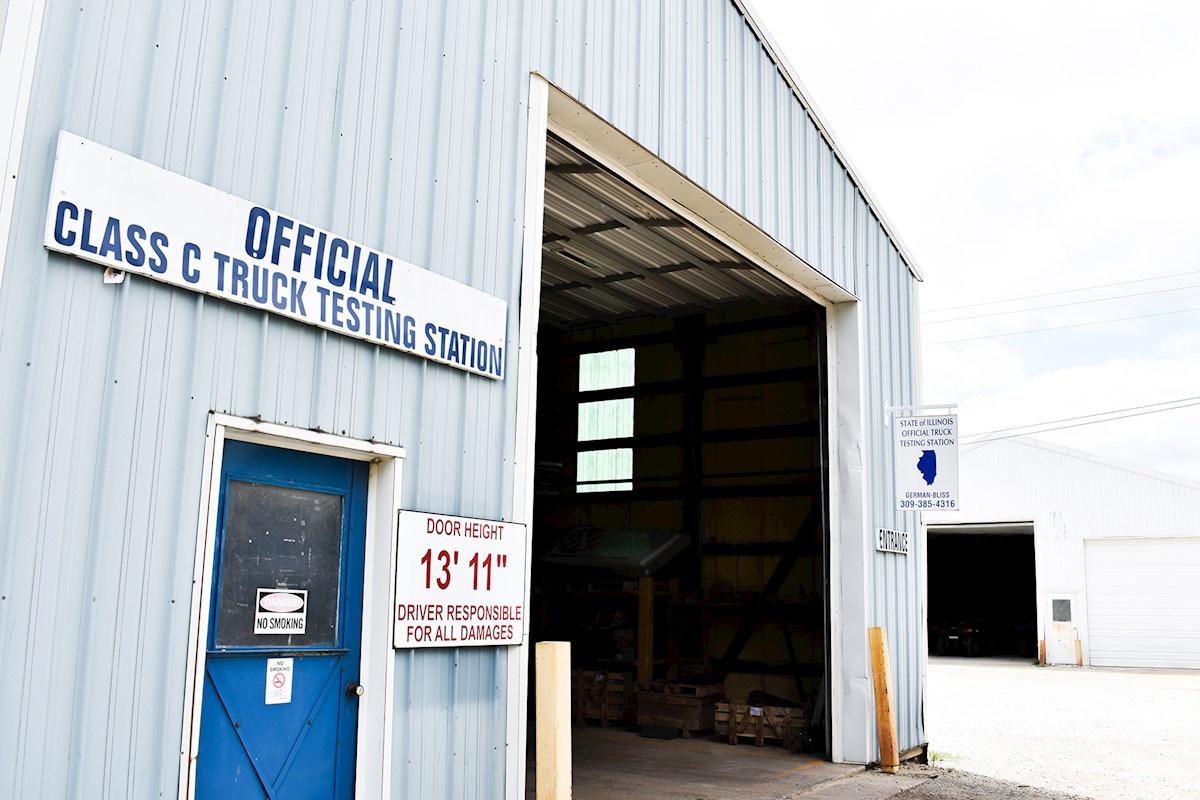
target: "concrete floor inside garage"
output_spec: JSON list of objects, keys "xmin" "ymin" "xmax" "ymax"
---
[{"xmin": 528, "ymin": 726, "xmax": 857, "ymax": 800}]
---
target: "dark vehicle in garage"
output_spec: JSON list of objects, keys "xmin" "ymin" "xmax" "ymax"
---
[{"xmin": 931, "ymin": 621, "xmax": 992, "ymax": 657}]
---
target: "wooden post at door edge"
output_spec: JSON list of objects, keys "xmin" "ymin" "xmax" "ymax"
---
[
  {"xmin": 868, "ymin": 626, "xmax": 899, "ymax": 774},
  {"xmin": 536, "ymin": 641, "xmax": 572, "ymax": 799}
]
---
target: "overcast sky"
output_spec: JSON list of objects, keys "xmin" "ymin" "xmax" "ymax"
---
[{"xmin": 751, "ymin": 0, "xmax": 1200, "ymax": 482}]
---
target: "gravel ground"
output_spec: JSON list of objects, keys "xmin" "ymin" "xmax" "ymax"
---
[
  {"xmin": 888, "ymin": 764, "xmax": 1092, "ymax": 800},
  {"xmin": 925, "ymin": 656, "xmax": 1200, "ymax": 800},
  {"xmin": 785, "ymin": 763, "xmax": 1092, "ymax": 800}
]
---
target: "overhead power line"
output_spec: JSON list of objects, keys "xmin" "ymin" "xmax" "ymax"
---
[
  {"xmin": 961, "ymin": 397, "xmax": 1200, "ymax": 443},
  {"xmin": 925, "ymin": 305, "xmax": 1200, "ymax": 345},
  {"xmin": 962, "ymin": 395, "xmax": 1200, "ymax": 440},
  {"xmin": 924, "ymin": 268, "xmax": 1200, "ymax": 314},
  {"xmin": 923, "ymin": 281, "xmax": 1200, "ymax": 325}
]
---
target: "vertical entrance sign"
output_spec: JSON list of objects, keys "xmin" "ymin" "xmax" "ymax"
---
[{"xmin": 893, "ymin": 413, "xmax": 958, "ymax": 511}]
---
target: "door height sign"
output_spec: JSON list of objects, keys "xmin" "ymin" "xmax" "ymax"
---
[
  {"xmin": 893, "ymin": 413, "xmax": 958, "ymax": 511},
  {"xmin": 393, "ymin": 511, "xmax": 528, "ymax": 648}
]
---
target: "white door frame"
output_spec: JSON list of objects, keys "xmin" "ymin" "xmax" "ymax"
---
[
  {"xmin": 177, "ymin": 413, "xmax": 405, "ymax": 800},
  {"xmin": 508, "ymin": 75, "xmax": 869, "ymax": 784}
]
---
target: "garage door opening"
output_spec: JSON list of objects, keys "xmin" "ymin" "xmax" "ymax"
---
[
  {"xmin": 926, "ymin": 523, "xmax": 1036, "ymax": 658},
  {"xmin": 528, "ymin": 133, "xmax": 833, "ymax": 788}
]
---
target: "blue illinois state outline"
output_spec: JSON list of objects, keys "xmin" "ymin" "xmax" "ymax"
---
[{"xmin": 917, "ymin": 450, "xmax": 937, "ymax": 485}]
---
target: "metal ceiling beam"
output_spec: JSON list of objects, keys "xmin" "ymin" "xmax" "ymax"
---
[
  {"xmin": 541, "ymin": 250, "xmax": 665, "ymax": 316},
  {"xmin": 545, "ymin": 171, "xmax": 777, "ymax": 301},
  {"xmin": 542, "ymin": 218, "xmax": 716, "ymax": 307},
  {"xmin": 545, "ymin": 163, "xmax": 602, "ymax": 174},
  {"xmin": 537, "ymin": 277, "xmax": 625, "ymax": 325}
]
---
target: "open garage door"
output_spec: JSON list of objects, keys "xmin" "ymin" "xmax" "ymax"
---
[
  {"xmin": 1084, "ymin": 537, "xmax": 1200, "ymax": 669},
  {"xmin": 528, "ymin": 131, "xmax": 833, "ymax": 789},
  {"xmin": 926, "ymin": 523, "xmax": 1036, "ymax": 658}
]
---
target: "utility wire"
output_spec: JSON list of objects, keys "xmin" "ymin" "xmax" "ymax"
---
[
  {"xmin": 925, "ymin": 305, "xmax": 1200, "ymax": 345},
  {"xmin": 962, "ymin": 400, "xmax": 1200, "ymax": 443},
  {"xmin": 962, "ymin": 395, "xmax": 1200, "ymax": 440},
  {"xmin": 924, "ymin": 268, "xmax": 1200, "ymax": 314},
  {"xmin": 923, "ymin": 282, "xmax": 1200, "ymax": 325}
]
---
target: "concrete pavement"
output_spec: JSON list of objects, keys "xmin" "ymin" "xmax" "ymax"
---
[
  {"xmin": 927, "ymin": 656, "xmax": 1200, "ymax": 800},
  {"xmin": 552, "ymin": 726, "xmax": 1093, "ymax": 800},
  {"xmin": 788, "ymin": 764, "xmax": 1090, "ymax": 799}
]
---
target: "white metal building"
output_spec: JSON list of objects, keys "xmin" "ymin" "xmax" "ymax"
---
[
  {"xmin": 1, "ymin": 1, "xmax": 929, "ymax": 797},
  {"xmin": 928, "ymin": 436, "xmax": 1200, "ymax": 670}
]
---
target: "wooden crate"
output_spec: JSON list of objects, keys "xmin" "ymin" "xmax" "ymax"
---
[
  {"xmin": 573, "ymin": 670, "xmax": 635, "ymax": 728},
  {"xmin": 635, "ymin": 681, "xmax": 724, "ymax": 738},
  {"xmin": 715, "ymin": 702, "xmax": 808, "ymax": 748}
]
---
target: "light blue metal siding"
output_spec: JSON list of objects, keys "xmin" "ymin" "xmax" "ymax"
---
[
  {"xmin": 0, "ymin": 1, "xmax": 923, "ymax": 796},
  {"xmin": 2, "ymin": 1, "xmax": 529, "ymax": 798},
  {"xmin": 534, "ymin": 0, "xmax": 924, "ymax": 756},
  {"xmin": 392, "ymin": 647, "xmax": 508, "ymax": 798}
]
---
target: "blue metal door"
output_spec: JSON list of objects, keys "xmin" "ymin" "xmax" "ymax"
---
[{"xmin": 197, "ymin": 440, "xmax": 368, "ymax": 798}]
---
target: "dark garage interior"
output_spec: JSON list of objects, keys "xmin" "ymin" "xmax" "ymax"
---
[
  {"xmin": 527, "ymin": 134, "xmax": 832, "ymax": 765},
  {"xmin": 926, "ymin": 524, "xmax": 1037, "ymax": 657}
]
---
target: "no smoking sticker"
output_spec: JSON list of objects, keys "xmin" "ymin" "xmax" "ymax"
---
[{"xmin": 265, "ymin": 657, "xmax": 293, "ymax": 705}]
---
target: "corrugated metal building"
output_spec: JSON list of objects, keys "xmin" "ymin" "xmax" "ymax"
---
[
  {"xmin": 927, "ymin": 437, "xmax": 1200, "ymax": 670},
  {"xmin": 0, "ymin": 1, "xmax": 927, "ymax": 797}
]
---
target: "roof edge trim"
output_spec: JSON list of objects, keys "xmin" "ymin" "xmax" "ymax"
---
[
  {"xmin": 734, "ymin": 0, "xmax": 925, "ymax": 282},
  {"xmin": 968, "ymin": 435, "xmax": 1200, "ymax": 492}
]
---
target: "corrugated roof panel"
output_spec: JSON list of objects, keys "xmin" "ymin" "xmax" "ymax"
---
[
  {"xmin": 543, "ymin": 183, "xmax": 614, "ymax": 229},
  {"xmin": 588, "ymin": 229, "xmax": 679, "ymax": 271},
  {"xmin": 577, "ymin": 171, "xmax": 675, "ymax": 222},
  {"xmin": 541, "ymin": 134, "xmax": 815, "ymax": 327}
]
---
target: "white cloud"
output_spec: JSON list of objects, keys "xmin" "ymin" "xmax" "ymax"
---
[
  {"xmin": 922, "ymin": 340, "xmax": 1028, "ymax": 401},
  {"xmin": 754, "ymin": 0, "xmax": 1200, "ymax": 480},
  {"xmin": 1160, "ymin": 333, "xmax": 1200, "ymax": 354},
  {"xmin": 949, "ymin": 350, "xmax": 1200, "ymax": 479}
]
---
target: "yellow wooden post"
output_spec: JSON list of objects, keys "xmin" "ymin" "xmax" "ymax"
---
[
  {"xmin": 536, "ymin": 641, "xmax": 572, "ymax": 799},
  {"xmin": 868, "ymin": 627, "xmax": 899, "ymax": 774},
  {"xmin": 637, "ymin": 576, "xmax": 654, "ymax": 683}
]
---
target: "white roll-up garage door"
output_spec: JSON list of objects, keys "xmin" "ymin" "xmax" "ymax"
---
[{"xmin": 1084, "ymin": 537, "xmax": 1200, "ymax": 669}]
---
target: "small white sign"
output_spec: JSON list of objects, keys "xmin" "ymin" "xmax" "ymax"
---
[
  {"xmin": 255, "ymin": 588, "xmax": 308, "ymax": 635},
  {"xmin": 394, "ymin": 511, "xmax": 528, "ymax": 649},
  {"xmin": 265, "ymin": 658, "xmax": 293, "ymax": 705},
  {"xmin": 43, "ymin": 132, "xmax": 508, "ymax": 379},
  {"xmin": 893, "ymin": 414, "xmax": 959, "ymax": 511},
  {"xmin": 876, "ymin": 527, "xmax": 910, "ymax": 555}
]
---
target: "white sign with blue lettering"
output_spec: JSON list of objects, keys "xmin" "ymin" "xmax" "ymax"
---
[
  {"xmin": 893, "ymin": 414, "xmax": 959, "ymax": 511},
  {"xmin": 43, "ymin": 131, "xmax": 508, "ymax": 379}
]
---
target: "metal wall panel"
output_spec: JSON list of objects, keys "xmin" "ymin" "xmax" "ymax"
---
[
  {"xmin": 529, "ymin": 5, "xmax": 924, "ymax": 758},
  {"xmin": 0, "ymin": 0, "xmax": 924, "ymax": 795},
  {"xmin": 942, "ymin": 438, "xmax": 1200, "ymax": 538}
]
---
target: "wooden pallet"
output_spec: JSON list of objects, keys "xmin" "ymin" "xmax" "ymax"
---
[
  {"xmin": 573, "ymin": 670, "xmax": 635, "ymax": 728},
  {"xmin": 636, "ymin": 681, "xmax": 724, "ymax": 738},
  {"xmin": 715, "ymin": 702, "xmax": 808, "ymax": 748}
]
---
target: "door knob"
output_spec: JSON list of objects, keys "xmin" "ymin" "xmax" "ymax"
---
[{"xmin": 346, "ymin": 681, "xmax": 365, "ymax": 698}]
